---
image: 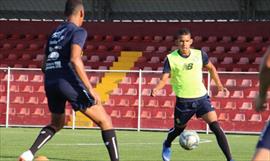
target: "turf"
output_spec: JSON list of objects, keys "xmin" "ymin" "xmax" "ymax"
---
[{"xmin": 0, "ymin": 127, "xmax": 259, "ymax": 161}]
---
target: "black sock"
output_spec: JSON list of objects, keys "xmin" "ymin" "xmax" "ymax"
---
[
  {"xmin": 209, "ymin": 121, "xmax": 232, "ymax": 161},
  {"xmin": 29, "ymin": 126, "xmax": 56, "ymax": 155},
  {"xmin": 164, "ymin": 126, "xmax": 185, "ymax": 147},
  {"xmin": 102, "ymin": 129, "xmax": 119, "ymax": 161}
]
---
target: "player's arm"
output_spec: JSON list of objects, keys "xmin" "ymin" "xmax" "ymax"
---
[
  {"xmin": 152, "ymin": 73, "xmax": 170, "ymax": 97},
  {"xmin": 41, "ymin": 43, "xmax": 49, "ymax": 73},
  {"xmin": 255, "ymin": 47, "xmax": 270, "ymax": 112},
  {"xmin": 204, "ymin": 61, "xmax": 229, "ymax": 95},
  {"xmin": 151, "ymin": 58, "xmax": 170, "ymax": 97},
  {"xmin": 70, "ymin": 44, "xmax": 101, "ymax": 105}
]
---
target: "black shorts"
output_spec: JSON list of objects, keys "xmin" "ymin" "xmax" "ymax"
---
[
  {"xmin": 174, "ymin": 95, "xmax": 214, "ymax": 126},
  {"xmin": 257, "ymin": 121, "xmax": 270, "ymax": 149},
  {"xmin": 45, "ymin": 79, "xmax": 95, "ymax": 114}
]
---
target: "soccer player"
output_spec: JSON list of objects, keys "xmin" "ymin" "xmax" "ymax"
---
[
  {"xmin": 19, "ymin": 0, "xmax": 119, "ymax": 161},
  {"xmin": 152, "ymin": 28, "xmax": 234, "ymax": 161},
  {"xmin": 252, "ymin": 47, "xmax": 270, "ymax": 161}
]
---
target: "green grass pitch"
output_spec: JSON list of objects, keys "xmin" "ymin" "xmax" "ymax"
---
[{"xmin": 0, "ymin": 127, "xmax": 259, "ymax": 161}]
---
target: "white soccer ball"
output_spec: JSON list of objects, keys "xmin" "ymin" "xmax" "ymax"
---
[{"xmin": 179, "ymin": 131, "xmax": 200, "ymax": 150}]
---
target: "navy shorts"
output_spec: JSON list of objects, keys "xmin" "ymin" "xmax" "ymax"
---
[
  {"xmin": 45, "ymin": 79, "xmax": 95, "ymax": 114},
  {"xmin": 257, "ymin": 121, "xmax": 270, "ymax": 149},
  {"xmin": 174, "ymin": 95, "xmax": 214, "ymax": 126}
]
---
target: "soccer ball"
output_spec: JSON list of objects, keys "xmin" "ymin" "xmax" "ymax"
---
[{"xmin": 179, "ymin": 131, "xmax": 200, "ymax": 150}]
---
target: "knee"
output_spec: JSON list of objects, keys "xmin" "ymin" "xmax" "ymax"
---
[
  {"xmin": 98, "ymin": 114, "xmax": 113, "ymax": 130},
  {"xmin": 175, "ymin": 124, "xmax": 186, "ymax": 129},
  {"xmin": 209, "ymin": 121, "xmax": 221, "ymax": 132},
  {"xmin": 50, "ymin": 122, "xmax": 64, "ymax": 132}
]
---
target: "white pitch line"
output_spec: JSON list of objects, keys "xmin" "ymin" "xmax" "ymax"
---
[{"xmin": 50, "ymin": 139, "xmax": 212, "ymax": 146}]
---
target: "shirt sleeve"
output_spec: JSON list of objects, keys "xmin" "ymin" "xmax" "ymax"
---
[
  {"xmin": 201, "ymin": 50, "xmax": 209, "ymax": 66},
  {"xmin": 71, "ymin": 28, "xmax": 87, "ymax": 49},
  {"xmin": 163, "ymin": 57, "xmax": 171, "ymax": 73}
]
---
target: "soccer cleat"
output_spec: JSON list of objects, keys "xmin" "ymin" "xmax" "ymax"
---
[
  {"xmin": 229, "ymin": 160, "xmax": 235, "ymax": 161},
  {"xmin": 162, "ymin": 141, "xmax": 171, "ymax": 161},
  {"xmin": 19, "ymin": 150, "xmax": 34, "ymax": 161}
]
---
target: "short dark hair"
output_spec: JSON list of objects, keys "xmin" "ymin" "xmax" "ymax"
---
[
  {"xmin": 64, "ymin": 0, "xmax": 83, "ymax": 16},
  {"xmin": 176, "ymin": 28, "xmax": 191, "ymax": 37}
]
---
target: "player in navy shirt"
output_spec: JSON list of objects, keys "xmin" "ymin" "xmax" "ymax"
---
[
  {"xmin": 19, "ymin": 1, "xmax": 119, "ymax": 161},
  {"xmin": 252, "ymin": 47, "xmax": 270, "ymax": 161}
]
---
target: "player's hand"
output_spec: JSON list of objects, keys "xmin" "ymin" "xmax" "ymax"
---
[
  {"xmin": 218, "ymin": 86, "xmax": 230, "ymax": 97},
  {"xmin": 89, "ymin": 90, "xmax": 102, "ymax": 105},
  {"xmin": 151, "ymin": 88, "xmax": 159, "ymax": 97},
  {"xmin": 255, "ymin": 94, "xmax": 267, "ymax": 112}
]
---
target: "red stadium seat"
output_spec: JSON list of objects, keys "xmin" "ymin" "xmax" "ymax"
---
[
  {"xmin": 232, "ymin": 113, "xmax": 246, "ymax": 121},
  {"xmin": 154, "ymin": 111, "xmax": 167, "ymax": 119},
  {"xmin": 251, "ymin": 36, "xmax": 263, "ymax": 43},
  {"xmin": 120, "ymin": 35, "xmax": 130, "ymax": 42},
  {"xmin": 193, "ymin": 36, "xmax": 203, "ymax": 43},
  {"xmin": 237, "ymin": 57, "xmax": 249, "ymax": 64},
  {"xmin": 89, "ymin": 55, "xmax": 100, "ymax": 62},
  {"xmin": 145, "ymin": 99, "xmax": 159, "ymax": 107},
  {"xmin": 143, "ymin": 35, "xmax": 152, "ymax": 42},
  {"xmin": 32, "ymin": 108, "xmax": 45, "ymax": 116},
  {"xmin": 123, "ymin": 110, "xmax": 136, "ymax": 118},
  {"xmin": 231, "ymin": 90, "xmax": 244, "ymax": 98},
  {"xmin": 93, "ymin": 35, "xmax": 103, "ymax": 41},
  {"xmin": 246, "ymin": 90, "xmax": 258, "ymax": 98},
  {"xmin": 249, "ymin": 114, "xmax": 262, "ymax": 122},
  {"xmin": 161, "ymin": 100, "xmax": 174, "ymax": 108},
  {"xmin": 141, "ymin": 110, "xmax": 151, "ymax": 119},
  {"xmin": 235, "ymin": 36, "xmax": 247, "ymax": 43},
  {"xmin": 104, "ymin": 98, "xmax": 115, "ymax": 107},
  {"xmin": 153, "ymin": 35, "xmax": 163, "ymax": 42},
  {"xmin": 228, "ymin": 46, "xmax": 240, "ymax": 54},
  {"xmin": 213, "ymin": 46, "xmax": 225, "ymax": 54},
  {"xmin": 105, "ymin": 35, "xmax": 114, "ymax": 42},
  {"xmin": 125, "ymin": 88, "xmax": 137, "ymax": 96},
  {"xmin": 30, "ymin": 74, "xmax": 43, "ymax": 82},
  {"xmin": 132, "ymin": 35, "xmax": 142, "ymax": 42},
  {"xmin": 16, "ymin": 74, "xmax": 28, "ymax": 82},
  {"xmin": 239, "ymin": 102, "xmax": 252, "ymax": 110},
  {"xmin": 111, "ymin": 88, "xmax": 123, "ymax": 95},
  {"xmin": 206, "ymin": 36, "xmax": 217, "ymax": 43},
  {"xmin": 112, "ymin": 45, "xmax": 123, "ymax": 52},
  {"xmin": 221, "ymin": 57, "xmax": 233, "ymax": 64},
  {"xmin": 12, "ymin": 96, "xmax": 24, "ymax": 104},
  {"xmin": 110, "ymin": 110, "xmax": 121, "ymax": 118},
  {"xmin": 218, "ymin": 113, "xmax": 229, "ymax": 121},
  {"xmin": 164, "ymin": 35, "xmax": 174, "ymax": 42},
  {"xmin": 22, "ymin": 85, "xmax": 34, "ymax": 93},
  {"xmin": 240, "ymin": 79, "xmax": 252, "ymax": 87},
  {"xmin": 224, "ymin": 101, "xmax": 236, "ymax": 109},
  {"xmin": 117, "ymin": 98, "xmax": 130, "ymax": 107},
  {"xmin": 26, "ymin": 96, "xmax": 39, "ymax": 104},
  {"xmin": 225, "ymin": 79, "xmax": 236, "ymax": 87},
  {"xmin": 220, "ymin": 36, "xmax": 232, "ymax": 43}
]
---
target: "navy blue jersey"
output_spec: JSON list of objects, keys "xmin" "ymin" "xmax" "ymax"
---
[
  {"xmin": 43, "ymin": 22, "xmax": 95, "ymax": 113},
  {"xmin": 44, "ymin": 22, "xmax": 87, "ymax": 81},
  {"xmin": 163, "ymin": 49, "xmax": 209, "ymax": 73}
]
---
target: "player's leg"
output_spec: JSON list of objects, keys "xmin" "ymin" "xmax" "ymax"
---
[
  {"xmin": 252, "ymin": 122, "xmax": 270, "ymax": 161},
  {"xmin": 64, "ymin": 78, "xmax": 119, "ymax": 161},
  {"xmin": 162, "ymin": 100, "xmax": 195, "ymax": 161},
  {"xmin": 252, "ymin": 148, "xmax": 270, "ymax": 161},
  {"xmin": 19, "ymin": 83, "xmax": 66, "ymax": 161},
  {"xmin": 198, "ymin": 97, "xmax": 233, "ymax": 161},
  {"xmin": 80, "ymin": 105, "xmax": 119, "ymax": 161}
]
